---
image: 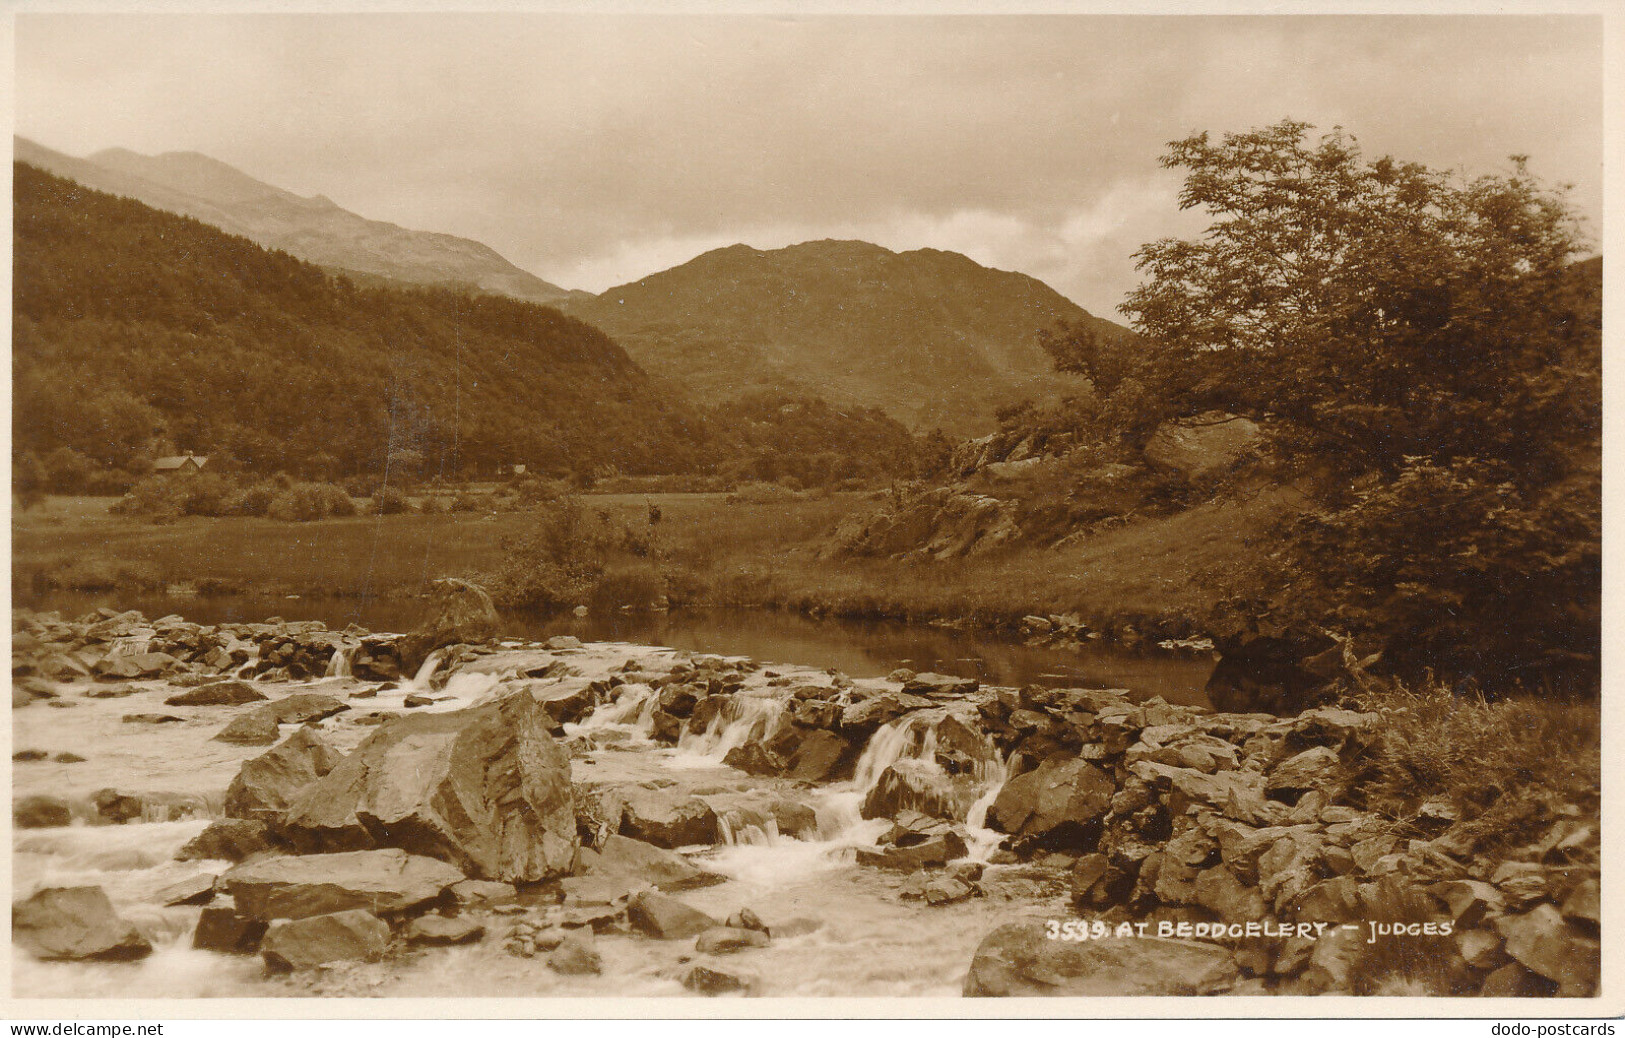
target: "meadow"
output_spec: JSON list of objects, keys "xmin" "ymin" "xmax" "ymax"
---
[{"xmin": 12, "ymin": 485, "xmax": 1289, "ymax": 638}]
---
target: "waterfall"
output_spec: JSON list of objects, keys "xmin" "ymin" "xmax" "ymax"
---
[
  {"xmin": 717, "ymin": 813, "xmax": 782, "ymax": 848},
  {"xmin": 850, "ymin": 713, "xmax": 938, "ymax": 794},
  {"xmin": 569, "ymin": 685, "xmax": 661, "ymax": 741},
  {"xmin": 674, "ymin": 691, "xmax": 789, "ymax": 763},
  {"xmin": 324, "ymin": 644, "xmax": 354, "ymax": 678},
  {"xmin": 409, "ymin": 647, "xmax": 449, "ymax": 689}
]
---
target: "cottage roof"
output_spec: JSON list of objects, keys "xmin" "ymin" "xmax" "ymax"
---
[{"xmin": 153, "ymin": 455, "xmax": 209, "ymax": 471}]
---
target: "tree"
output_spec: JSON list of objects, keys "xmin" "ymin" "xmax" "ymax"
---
[{"xmin": 1123, "ymin": 121, "xmax": 1598, "ymax": 686}]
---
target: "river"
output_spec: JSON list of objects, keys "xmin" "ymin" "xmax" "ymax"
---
[{"xmin": 19, "ymin": 590, "xmax": 1217, "ymax": 706}]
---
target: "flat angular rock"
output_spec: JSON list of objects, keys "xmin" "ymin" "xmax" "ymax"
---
[
  {"xmin": 213, "ymin": 713, "xmax": 281, "ymax": 746},
  {"xmin": 192, "ymin": 907, "xmax": 267, "ymax": 954},
  {"xmin": 902, "ymin": 673, "xmax": 979, "ymax": 698},
  {"xmin": 626, "ymin": 890, "xmax": 718, "ymax": 939},
  {"xmin": 221, "ymin": 848, "xmax": 464, "ymax": 921},
  {"xmin": 695, "ymin": 926, "xmax": 771, "ymax": 954},
  {"xmin": 1431, "ymin": 879, "xmax": 1504, "ymax": 928},
  {"xmin": 157, "ymin": 873, "xmax": 218, "ymax": 906},
  {"xmin": 839, "ymin": 690, "xmax": 934, "ymax": 733},
  {"xmin": 855, "ymin": 831, "xmax": 967, "ymax": 871},
  {"xmin": 261, "ymin": 693, "xmax": 349, "ymax": 725},
  {"xmin": 13, "ymin": 886, "xmax": 153, "ymax": 961},
  {"xmin": 682, "ymin": 962, "xmax": 757, "ymax": 995},
  {"xmin": 619, "ymin": 787, "xmax": 719, "ymax": 848},
  {"xmin": 923, "ymin": 876, "xmax": 975, "ymax": 906},
  {"xmin": 223, "ymin": 727, "xmax": 345, "ymax": 823},
  {"xmin": 963, "ymin": 922, "xmax": 1239, "ymax": 996},
  {"xmin": 177, "ymin": 819, "xmax": 279, "ymax": 862},
  {"xmin": 405, "ymin": 914, "xmax": 486, "ymax": 945},
  {"xmin": 1495, "ymin": 904, "xmax": 1600, "ymax": 995},
  {"xmin": 261, "ymin": 909, "xmax": 389, "ymax": 971},
  {"xmin": 583, "ymin": 834, "xmax": 726, "ymax": 892},
  {"xmin": 1560, "ymin": 878, "xmax": 1599, "ymax": 926},
  {"xmin": 986, "ymin": 757, "xmax": 1114, "ymax": 842},
  {"xmin": 14, "ymin": 795, "xmax": 72, "ymax": 829},
  {"xmin": 123, "ymin": 713, "xmax": 185, "ymax": 725},
  {"xmin": 547, "ymin": 930, "xmax": 602, "ymax": 974},
  {"xmin": 166, "ymin": 680, "xmax": 267, "ymax": 706},
  {"xmin": 281, "ymin": 691, "xmax": 576, "ymax": 881},
  {"xmin": 450, "ymin": 879, "xmax": 518, "ymax": 906},
  {"xmin": 1265, "ymin": 746, "xmax": 1342, "ymax": 797}
]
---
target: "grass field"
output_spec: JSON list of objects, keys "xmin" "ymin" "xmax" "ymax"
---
[{"xmin": 13, "ymin": 485, "xmax": 1295, "ymax": 636}]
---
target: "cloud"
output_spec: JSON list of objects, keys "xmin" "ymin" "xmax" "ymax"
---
[{"xmin": 14, "ymin": 13, "xmax": 1603, "ymax": 310}]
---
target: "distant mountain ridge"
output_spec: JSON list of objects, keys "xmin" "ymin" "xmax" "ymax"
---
[
  {"xmin": 564, "ymin": 238, "xmax": 1132, "ymax": 436},
  {"xmin": 14, "ymin": 136, "xmax": 578, "ymax": 306}
]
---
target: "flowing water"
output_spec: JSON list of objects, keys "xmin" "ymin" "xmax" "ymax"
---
[{"xmin": 11, "ymin": 600, "xmax": 1210, "ymax": 998}]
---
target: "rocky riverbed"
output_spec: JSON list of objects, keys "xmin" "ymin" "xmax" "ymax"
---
[{"xmin": 11, "ymin": 593, "xmax": 1601, "ymax": 999}]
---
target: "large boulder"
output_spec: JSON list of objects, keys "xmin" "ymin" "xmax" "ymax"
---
[
  {"xmin": 964, "ymin": 923, "xmax": 1239, "ymax": 996},
  {"xmin": 618, "ymin": 788, "xmax": 720, "ymax": 848},
  {"xmin": 280, "ymin": 691, "xmax": 576, "ymax": 882},
  {"xmin": 13, "ymin": 886, "xmax": 153, "ymax": 961},
  {"xmin": 260, "ymin": 909, "xmax": 390, "ymax": 971},
  {"xmin": 221, "ymin": 848, "xmax": 465, "ymax": 921},
  {"xmin": 397, "ymin": 578, "xmax": 500, "ymax": 675},
  {"xmin": 986, "ymin": 757, "xmax": 1115, "ymax": 847},
  {"xmin": 223, "ymin": 728, "xmax": 345, "ymax": 823}
]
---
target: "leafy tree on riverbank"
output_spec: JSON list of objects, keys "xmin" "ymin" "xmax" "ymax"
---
[{"xmin": 1119, "ymin": 121, "xmax": 1599, "ymax": 687}]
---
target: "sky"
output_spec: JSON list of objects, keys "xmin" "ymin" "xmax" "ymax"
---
[{"xmin": 11, "ymin": 12, "xmax": 1606, "ymax": 318}]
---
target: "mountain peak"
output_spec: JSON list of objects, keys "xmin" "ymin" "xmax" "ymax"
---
[
  {"xmin": 23, "ymin": 142, "xmax": 574, "ymax": 305},
  {"xmin": 568, "ymin": 239, "xmax": 1125, "ymax": 436}
]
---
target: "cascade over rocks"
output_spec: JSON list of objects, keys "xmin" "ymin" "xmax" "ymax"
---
[
  {"xmin": 9, "ymin": 605, "xmax": 1601, "ymax": 998},
  {"xmin": 280, "ymin": 691, "xmax": 576, "ymax": 882}
]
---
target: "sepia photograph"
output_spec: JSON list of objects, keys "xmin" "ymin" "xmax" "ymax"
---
[{"xmin": 4, "ymin": 5, "xmax": 1611, "ymax": 1013}]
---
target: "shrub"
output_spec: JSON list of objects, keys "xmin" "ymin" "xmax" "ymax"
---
[
  {"xmin": 480, "ymin": 495, "xmax": 611, "ymax": 611},
  {"xmin": 1344, "ymin": 679, "xmax": 1599, "ymax": 856},
  {"xmin": 229, "ymin": 482, "xmax": 278, "ymax": 517},
  {"xmin": 110, "ymin": 476, "xmax": 187, "ymax": 522},
  {"xmin": 266, "ymin": 482, "xmax": 360, "ymax": 522},
  {"xmin": 450, "ymin": 491, "xmax": 487, "ymax": 512},
  {"xmin": 177, "ymin": 473, "xmax": 239, "ymax": 516},
  {"xmin": 372, "ymin": 487, "xmax": 415, "ymax": 515}
]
